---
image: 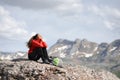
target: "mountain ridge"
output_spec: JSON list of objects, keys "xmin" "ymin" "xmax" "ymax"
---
[
  {"xmin": 48, "ymin": 38, "xmax": 120, "ymax": 59},
  {"xmin": 48, "ymin": 38, "xmax": 120, "ymax": 78}
]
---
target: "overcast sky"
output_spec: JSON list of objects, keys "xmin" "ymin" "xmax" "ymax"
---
[{"xmin": 0, "ymin": 0, "xmax": 120, "ymax": 52}]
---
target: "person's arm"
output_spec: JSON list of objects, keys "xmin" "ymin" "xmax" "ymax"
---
[
  {"xmin": 42, "ymin": 41, "xmax": 47, "ymax": 48},
  {"xmin": 32, "ymin": 40, "xmax": 44, "ymax": 47}
]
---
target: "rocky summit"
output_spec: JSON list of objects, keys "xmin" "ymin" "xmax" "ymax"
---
[{"xmin": 0, "ymin": 60, "xmax": 120, "ymax": 80}]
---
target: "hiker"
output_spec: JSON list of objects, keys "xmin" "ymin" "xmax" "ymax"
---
[{"xmin": 27, "ymin": 33, "xmax": 51, "ymax": 64}]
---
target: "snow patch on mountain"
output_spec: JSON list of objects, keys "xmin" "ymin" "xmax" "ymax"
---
[
  {"xmin": 57, "ymin": 45, "xmax": 68, "ymax": 50},
  {"xmin": 60, "ymin": 53, "xmax": 66, "ymax": 58},
  {"xmin": 1, "ymin": 55, "xmax": 12, "ymax": 60},
  {"xmin": 85, "ymin": 53, "xmax": 93, "ymax": 58},
  {"xmin": 96, "ymin": 51, "xmax": 99, "ymax": 54},
  {"xmin": 109, "ymin": 47, "xmax": 117, "ymax": 52},
  {"xmin": 83, "ymin": 44, "xmax": 90, "ymax": 48},
  {"xmin": 80, "ymin": 52, "xmax": 93, "ymax": 58},
  {"xmin": 17, "ymin": 52, "xmax": 25, "ymax": 56},
  {"xmin": 94, "ymin": 47, "xmax": 98, "ymax": 51}
]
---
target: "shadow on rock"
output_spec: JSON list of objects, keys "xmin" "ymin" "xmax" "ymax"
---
[{"xmin": 11, "ymin": 58, "xmax": 29, "ymax": 62}]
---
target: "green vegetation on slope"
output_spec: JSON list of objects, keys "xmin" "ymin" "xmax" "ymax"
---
[{"xmin": 112, "ymin": 71, "xmax": 120, "ymax": 79}]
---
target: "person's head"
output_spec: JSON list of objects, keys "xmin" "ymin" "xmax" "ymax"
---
[
  {"xmin": 32, "ymin": 34, "xmax": 42, "ymax": 40},
  {"xmin": 27, "ymin": 33, "xmax": 42, "ymax": 48}
]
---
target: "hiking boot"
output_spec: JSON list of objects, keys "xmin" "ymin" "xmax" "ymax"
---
[
  {"xmin": 48, "ymin": 59, "xmax": 53, "ymax": 63},
  {"xmin": 43, "ymin": 60, "xmax": 50, "ymax": 64}
]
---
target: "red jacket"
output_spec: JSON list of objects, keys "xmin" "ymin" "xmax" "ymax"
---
[{"xmin": 28, "ymin": 39, "xmax": 47, "ymax": 54}]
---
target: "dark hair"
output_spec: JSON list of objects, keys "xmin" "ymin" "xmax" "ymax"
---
[{"xmin": 27, "ymin": 34, "xmax": 38, "ymax": 48}]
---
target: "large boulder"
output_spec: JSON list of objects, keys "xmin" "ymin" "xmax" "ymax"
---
[{"xmin": 0, "ymin": 60, "xmax": 119, "ymax": 80}]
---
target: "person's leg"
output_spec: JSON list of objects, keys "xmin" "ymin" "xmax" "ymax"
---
[
  {"xmin": 34, "ymin": 47, "xmax": 49, "ymax": 63},
  {"xmin": 35, "ymin": 48, "xmax": 46, "ymax": 62},
  {"xmin": 28, "ymin": 52, "xmax": 37, "ymax": 61},
  {"xmin": 28, "ymin": 48, "xmax": 41, "ymax": 61},
  {"xmin": 42, "ymin": 48, "xmax": 52, "ymax": 62}
]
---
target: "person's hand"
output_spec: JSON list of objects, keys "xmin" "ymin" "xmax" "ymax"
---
[{"xmin": 37, "ymin": 34, "xmax": 43, "ymax": 40}]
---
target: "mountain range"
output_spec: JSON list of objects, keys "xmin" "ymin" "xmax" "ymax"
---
[
  {"xmin": 0, "ymin": 51, "xmax": 27, "ymax": 60},
  {"xmin": 49, "ymin": 38, "xmax": 120, "ymax": 61},
  {"xmin": 48, "ymin": 38, "xmax": 120, "ymax": 78}
]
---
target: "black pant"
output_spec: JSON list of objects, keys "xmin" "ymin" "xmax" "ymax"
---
[{"xmin": 28, "ymin": 47, "xmax": 50, "ymax": 62}]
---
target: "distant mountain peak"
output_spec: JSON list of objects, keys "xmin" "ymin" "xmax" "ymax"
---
[{"xmin": 49, "ymin": 38, "xmax": 98, "ymax": 58}]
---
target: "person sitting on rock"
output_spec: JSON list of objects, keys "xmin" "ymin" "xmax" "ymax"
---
[{"xmin": 27, "ymin": 33, "xmax": 51, "ymax": 64}]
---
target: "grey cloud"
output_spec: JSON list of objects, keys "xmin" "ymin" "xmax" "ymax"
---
[
  {"xmin": 0, "ymin": 0, "xmax": 84, "ymax": 15},
  {"xmin": 0, "ymin": 0, "xmax": 62, "ymax": 10},
  {"xmin": 83, "ymin": 0, "xmax": 120, "ymax": 9}
]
